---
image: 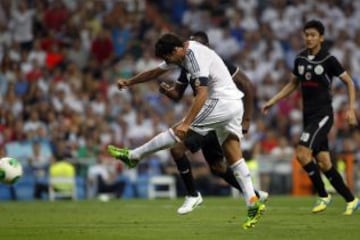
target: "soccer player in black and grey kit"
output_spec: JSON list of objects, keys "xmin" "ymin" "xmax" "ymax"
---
[
  {"xmin": 263, "ymin": 20, "xmax": 359, "ymax": 215},
  {"xmin": 159, "ymin": 31, "xmax": 268, "ymax": 215}
]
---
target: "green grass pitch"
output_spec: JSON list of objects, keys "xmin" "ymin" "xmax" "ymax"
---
[{"xmin": 0, "ymin": 196, "xmax": 359, "ymax": 240}]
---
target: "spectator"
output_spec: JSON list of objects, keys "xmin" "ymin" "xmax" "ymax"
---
[
  {"xmin": 9, "ymin": 1, "xmax": 35, "ymax": 50},
  {"xmin": 90, "ymin": 29, "xmax": 114, "ymax": 65},
  {"xmin": 43, "ymin": 0, "xmax": 69, "ymax": 32},
  {"xmin": 28, "ymin": 141, "xmax": 52, "ymax": 199},
  {"xmin": 87, "ymin": 153, "xmax": 125, "ymax": 199}
]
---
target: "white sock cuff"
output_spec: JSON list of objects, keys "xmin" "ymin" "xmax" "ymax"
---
[
  {"xmin": 230, "ymin": 158, "xmax": 245, "ymax": 169},
  {"xmin": 168, "ymin": 128, "xmax": 181, "ymax": 142}
]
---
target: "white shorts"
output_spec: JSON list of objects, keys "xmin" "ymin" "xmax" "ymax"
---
[{"xmin": 189, "ymin": 98, "xmax": 243, "ymax": 144}]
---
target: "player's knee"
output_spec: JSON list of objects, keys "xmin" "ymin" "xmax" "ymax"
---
[
  {"xmin": 317, "ymin": 158, "xmax": 332, "ymax": 171},
  {"xmin": 170, "ymin": 144, "xmax": 186, "ymax": 160},
  {"xmin": 296, "ymin": 146, "xmax": 312, "ymax": 165}
]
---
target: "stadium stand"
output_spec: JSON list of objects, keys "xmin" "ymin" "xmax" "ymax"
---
[{"xmin": 0, "ymin": 0, "xmax": 359, "ymax": 200}]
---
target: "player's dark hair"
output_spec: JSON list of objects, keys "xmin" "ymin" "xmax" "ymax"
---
[
  {"xmin": 303, "ymin": 20, "xmax": 325, "ymax": 35},
  {"xmin": 155, "ymin": 33, "xmax": 184, "ymax": 58},
  {"xmin": 189, "ymin": 31, "xmax": 209, "ymax": 46}
]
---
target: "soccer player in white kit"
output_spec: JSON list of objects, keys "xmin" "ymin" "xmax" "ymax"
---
[{"xmin": 108, "ymin": 33, "xmax": 265, "ymax": 229}]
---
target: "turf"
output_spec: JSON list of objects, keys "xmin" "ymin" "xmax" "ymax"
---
[{"xmin": 0, "ymin": 196, "xmax": 359, "ymax": 240}]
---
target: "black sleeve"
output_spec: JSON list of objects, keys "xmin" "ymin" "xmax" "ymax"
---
[
  {"xmin": 223, "ymin": 60, "xmax": 237, "ymax": 76},
  {"xmin": 292, "ymin": 58, "xmax": 299, "ymax": 77},
  {"xmin": 327, "ymin": 56, "xmax": 345, "ymax": 78},
  {"xmin": 177, "ymin": 68, "xmax": 188, "ymax": 85}
]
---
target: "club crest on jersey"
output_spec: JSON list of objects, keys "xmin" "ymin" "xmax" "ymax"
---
[
  {"xmin": 314, "ymin": 65, "xmax": 324, "ymax": 75},
  {"xmin": 194, "ymin": 78, "xmax": 200, "ymax": 87},
  {"xmin": 305, "ymin": 72, "xmax": 312, "ymax": 80},
  {"xmin": 298, "ymin": 65, "xmax": 304, "ymax": 75}
]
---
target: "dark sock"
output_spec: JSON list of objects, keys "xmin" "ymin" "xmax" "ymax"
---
[
  {"xmin": 303, "ymin": 161, "xmax": 328, "ymax": 197},
  {"xmin": 215, "ymin": 167, "xmax": 243, "ymax": 193},
  {"xmin": 175, "ymin": 155, "xmax": 198, "ymax": 197},
  {"xmin": 324, "ymin": 167, "xmax": 354, "ymax": 202}
]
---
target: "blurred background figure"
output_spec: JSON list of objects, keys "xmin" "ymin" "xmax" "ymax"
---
[
  {"xmin": 87, "ymin": 150, "xmax": 125, "ymax": 201},
  {"xmin": 28, "ymin": 141, "xmax": 52, "ymax": 199}
]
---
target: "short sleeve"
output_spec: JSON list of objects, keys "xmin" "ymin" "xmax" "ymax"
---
[
  {"xmin": 327, "ymin": 56, "xmax": 345, "ymax": 78},
  {"xmin": 176, "ymin": 68, "xmax": 188, "ymax": 85},
  {"xmin": 186, "ymin": 49, "xmax": 210, "ymax": 78},
  {"xmin": 292, "ymin": 58, "xmax": 299, "ymax": 77},
  {"xmin": 158, "ymin": 61, "xmax": 177, "ymax": 70},
  {"xmin": 223, "ymin": 60, "xmax": 237, "ymax": 76}
]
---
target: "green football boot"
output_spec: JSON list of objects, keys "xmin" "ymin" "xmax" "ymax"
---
[
  {"xmin": 242, "ymin": 201, "xmax": 266, "ymax": 229},
  {"xmin": 107, "ymin": 145, "xmax": 138, "ymax": 168}
]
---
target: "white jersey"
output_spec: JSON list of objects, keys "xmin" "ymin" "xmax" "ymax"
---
[{"xmin": 159, "ymin": 41, "xmax": 243, "ymax": 100}]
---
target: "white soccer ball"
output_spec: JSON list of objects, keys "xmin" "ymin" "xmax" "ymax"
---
[{"xmin": 0, "ymin": 157, "xmax": 23, "ymax": 184}]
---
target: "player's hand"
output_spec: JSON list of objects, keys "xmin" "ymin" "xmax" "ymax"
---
[
  {"xmin": 346, "ymin": 108, "xmax": 358, "ymax": 128},
  {"xmin": 174, "ymin": 122, "xmax": 189, "ymax": 141},
  {"xmin": 242, "ymin": 119, "xmax": 250, "ymax": 134},
  {"xmin": 262, "ymin": 101, "xmax": 274, "ymax": 115},
  {"xmin": 117, "ymin": 78, "xmax": 129, "ymax": 90},
  {"xmin": 159, "ymin": 81, "xmax": 172, "ymax": 95}
]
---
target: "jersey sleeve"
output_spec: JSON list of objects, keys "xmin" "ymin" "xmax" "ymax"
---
[
  {"xmin": 327, "ymin": 56, "xmax": 345, "ymax": 77},
  {"xmin": 223, "ymin": 60, "xmax": 237, "ymax": 76},
  {"xmin": 292, "ymin": 58, "xmax": 300, "ymax": 77},
  {"xmin": 176, "ymin": 68, "xmax": 188, "ymax": 85},
  {"xmin": 158, "ymin": 61, "xmax": 178, "ymax": 70},
  {"xmin": 187, "ymin": 49, "xmax": 210, "ymax": 79}
]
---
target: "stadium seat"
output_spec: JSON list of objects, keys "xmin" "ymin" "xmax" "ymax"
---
[
  {"xmin": 148, "ymin": 175, "xmax": 177, "ymax": 199},
  {"xmin": 0, "ymin": 184, "xmax": 13, "ymax": 200},
  {"xmin": 14, "ymin": 175, "xmax": 35, "ymax": 201},
  {"xmin": 48, "ymin": 176, "xmax": 77, "ymax": 201}
]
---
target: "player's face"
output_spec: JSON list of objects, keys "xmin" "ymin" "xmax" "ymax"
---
[
  {"xmin": 303, "ymin": 28, "xmax": 324, "ymax": 50},
  {"xmin": 163, "ymin": 47, "xmax": 185, "ymax": 64}
]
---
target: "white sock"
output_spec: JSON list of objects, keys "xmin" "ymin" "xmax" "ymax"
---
[
  {"xmin": 230, "ymin": 158, "xmax": 257, "ymax": 206},
  {"xmin": 130, "ymin": 128, "xmax": 178, "ymax": 160}
]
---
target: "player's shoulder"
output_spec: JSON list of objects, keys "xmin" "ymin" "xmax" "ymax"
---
[
  {"xmin": 295, "ymin": 48, "xmax": 308, "ymax": 58},
  {"xmin": 295, "ymin": 47, "xmax": 332, "ymax": 62},
  {"xmin": 188, "ymin": 40, "xmax": 203, "ymax": 50},
  {"xmin": 188, "ymin": 40, "xmax": 211, "ymax": 53},
  {"xmin": 316, "ymin": 47, "xmax": 332, "ymax": 61}
]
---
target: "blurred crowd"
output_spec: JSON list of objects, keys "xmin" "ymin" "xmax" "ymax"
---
[{"xmin": 0, "ymin": 0, "xmax": 360, "ymax": 198}]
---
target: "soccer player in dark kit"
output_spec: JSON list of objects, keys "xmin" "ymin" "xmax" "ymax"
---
[
  {"xmin": 263, "ymin": 20, "xmax": 359, "ymax": 215},
  {"xmin": 159, "ymin": 31, "xmax": 268, "ymax": 215}
]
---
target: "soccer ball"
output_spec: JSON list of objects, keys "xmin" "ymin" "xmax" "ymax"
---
[{"xmin": 0, "ymin": 157, "xmax": 23, "ymax": 184}]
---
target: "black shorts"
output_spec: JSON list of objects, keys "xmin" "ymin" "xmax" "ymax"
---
[
  {"xmin": 299, "ymin": 112, "xmax": 333, "ymax": 155},
  {"xmin": 184, "ymin": 131, "xmax": 224, "ymax": 164}
]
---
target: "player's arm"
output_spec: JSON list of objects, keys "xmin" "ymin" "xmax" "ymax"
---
[
  {"xmin": 262, "ymin": 75, "xmax": 300, "ymax": 114},
  {"xmin": 339, "ymin": 72, "xmax": 358, "ymax": 127},
  {"xmin": 117, "ymin": 67, "xmax": 168, "ymax": 89},
  {"xmin": 329, "ymin": 56, "xmax": 358, "ymax": 127},
  {"xmin": 159, "ymin": 69, "xmax": 188, "ymax": 102},
  {"xmin": 233, "ymin": 69, "xmax": 254, "ymax": 133},
  {"xmin": 175, "ymin": 78, "xmax": 208, "ymax": 140},
  {"xmin": 159, "ymin": 82, "xmax": 187, "ymax": 102}
]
